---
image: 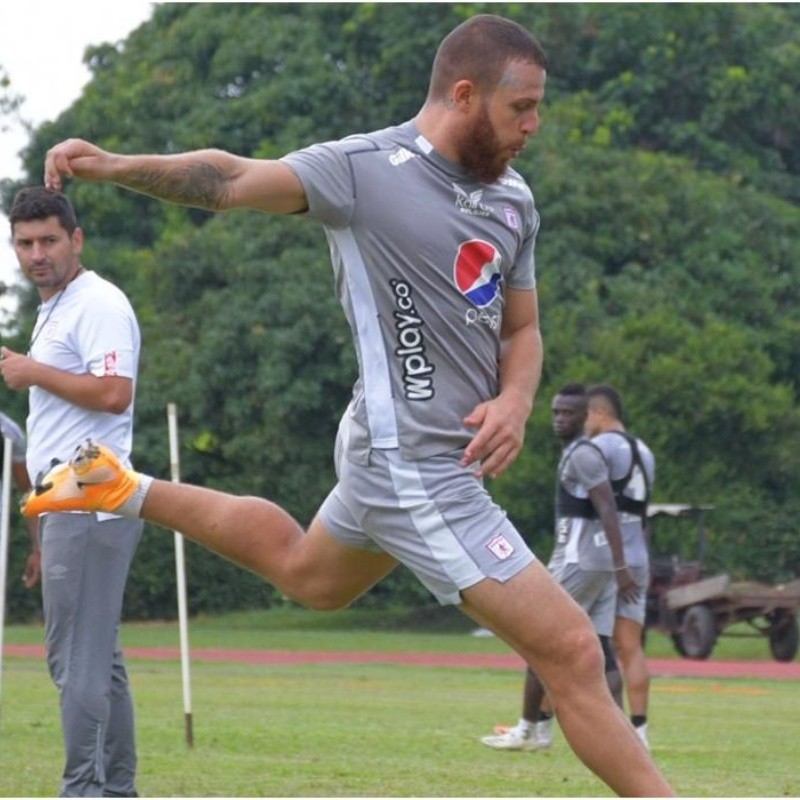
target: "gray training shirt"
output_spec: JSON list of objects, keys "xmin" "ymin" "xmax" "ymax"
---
[
  {"xmin": 550, "ymin": 437, "xmax": 615, "ymax": 573},
  {"xmin": 593, "ymin": 431, "xmax": 656, "ymax": 568},
  {"xmin": 282, "ymin": 120, "xmax": 539, "ymax": 463}
]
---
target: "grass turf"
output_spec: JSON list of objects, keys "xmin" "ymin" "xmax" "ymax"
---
[{"xmin": 1, "ymin": 608, "xmax": 798, "ymax": 796}]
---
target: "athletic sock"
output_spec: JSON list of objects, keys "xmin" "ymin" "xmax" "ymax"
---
[
  {"xmin": 631, "ymin": 714, "xmax": 647, "ymax": 728},
  {"xmin": 537, "ymin": 711, "xmax": 553, "ymax": 722},
  {"xmin": 516, "ymin": 717, "xmax": 534, "ymax": 735},
  {"xmin": 116, "ymin": 474, "xmax": 154, "ymax": 518}
]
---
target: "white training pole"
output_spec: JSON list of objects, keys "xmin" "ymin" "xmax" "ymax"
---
[
  {"xmin": 167, "ymin": 403, "xmax": 194, "ymax": 747},
  {"xmin": 0, "ymin": 436, "xmax": 15, "ymax": 724}
]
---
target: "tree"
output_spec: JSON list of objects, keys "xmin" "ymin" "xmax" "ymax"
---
[
  {"xmin": 516, "ymin": 3, "xmax": 800, "ymax": 202},
  {"xmin": 0, "ymin": 64, "xmax": 23, "ymax": 131}
]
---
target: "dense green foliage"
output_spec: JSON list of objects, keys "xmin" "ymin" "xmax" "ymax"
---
[{"xmin": 2, "ymin": 3, "xmax": 800, "ymax": 620}]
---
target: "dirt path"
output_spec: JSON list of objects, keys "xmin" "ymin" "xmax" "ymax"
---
[{"xmin": 4, "ymin": 644, "xmax": 799, "ymax": 680}]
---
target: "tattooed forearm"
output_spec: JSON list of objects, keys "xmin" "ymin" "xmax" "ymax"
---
[{"xmin": 120, "ymin": 159, "xmax": 232, "ymax": 210}]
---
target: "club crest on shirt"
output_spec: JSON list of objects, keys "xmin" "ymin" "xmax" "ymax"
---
[
  {"xmin": 503, "ymin": 206, "xmax": 520, "ymax": 230},
  {"xmin": 104, "ymin": 351, "xmax": 118, "ymax": 375}
]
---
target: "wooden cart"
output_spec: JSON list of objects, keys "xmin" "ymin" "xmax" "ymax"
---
[{"xmin": 645, "ymin": 504, "xmax": 800, "ymax": 661}]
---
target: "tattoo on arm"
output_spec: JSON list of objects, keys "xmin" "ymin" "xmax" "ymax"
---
[{"xmin": 124, "ymin": 161, "xmax": 232, "ymax": 210}]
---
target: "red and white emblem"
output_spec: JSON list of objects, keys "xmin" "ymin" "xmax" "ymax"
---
[
  {"xmin": 104, "ymin": 351, "xmax": 118, "ymax": 375},
  {"xmin": 486, "ymin": 532, "xmax": 515, "ymax": 561}
]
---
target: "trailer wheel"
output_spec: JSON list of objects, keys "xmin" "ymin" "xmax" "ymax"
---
[
  {"xmin": 679, "ymin": 604, "xmax": 717, "ymax": 659},
  {"xmin": 670, "ymin": 633, "xmax": 688, "ymax": 657},
  {"xmin": 769, "ymin": 611, "xmax": 799, "ymax": 662}
]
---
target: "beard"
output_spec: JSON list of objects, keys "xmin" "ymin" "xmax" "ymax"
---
[{"xmin": 457, "ymin": 103, "xmax": 509, "ymax": 184}]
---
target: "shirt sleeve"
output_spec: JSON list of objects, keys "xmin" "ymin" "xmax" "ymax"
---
[
  {"xmin": 569, "ymin": 441, "xmax": 610, "ymax": 491},
  {"xmin": 505, "ymin": 184, "xmax": 539, "ymax": 292},
  {"xmin": 74, "ymin": 289, "xmax": 139, "ymax": 380},
  {"xmin": 281, "ymin": 139, "xmax": 359, "ymax": 229}
]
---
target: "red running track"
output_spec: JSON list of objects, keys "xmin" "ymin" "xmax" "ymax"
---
[{"xmin": 4, "ymin": 644, "xmax": 799, "ymax": 680}]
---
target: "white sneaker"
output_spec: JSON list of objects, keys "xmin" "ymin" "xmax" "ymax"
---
[
  {"xmin": 534, "ymin": 719, "xmax": 554, "ymax": 748},
  {"xmin": 481, "ymin": 720, "xmax": 552, "ymax": 752},
  {"xmin": 635, "ymin": 723, "xmax": 650, "ymax": 751}
]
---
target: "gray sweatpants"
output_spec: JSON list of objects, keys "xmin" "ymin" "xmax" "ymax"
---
[{"xmin": 41, "ymin": 512, "xmax": 143, "ymax": 797}]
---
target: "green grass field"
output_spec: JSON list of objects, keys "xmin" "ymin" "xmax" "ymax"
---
[{"xmin": 1, "ymin": 608, "xmax": 798, "ymax": 797}]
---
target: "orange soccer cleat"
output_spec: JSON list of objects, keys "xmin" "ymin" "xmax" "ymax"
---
[{"xmin": 22, "ymin": 440, "xmax": 140, "ymax": 517}]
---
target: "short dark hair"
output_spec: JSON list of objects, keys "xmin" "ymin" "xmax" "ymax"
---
[
  {"xmin": 9, "ymin": 187, "xmax": 78, "ymax": 235},
  {"xmin": 587, "ymin": 383, "xmax": 626, "ymax": 423},
  {"xmin": 428, "ymin": 14, "xmax": 547, "ymax": 101},
  {"xmin": 557, "ymin": 382, "xmax": 586, "ymax": 397}
]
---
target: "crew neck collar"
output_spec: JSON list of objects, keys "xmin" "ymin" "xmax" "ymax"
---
[{"xmin": 406, "ymin": 121, "xmax": 474, "ymax": 181}]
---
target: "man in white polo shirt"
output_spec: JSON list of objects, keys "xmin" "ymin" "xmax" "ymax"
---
[{"xmin": 2, "ymin": 186, "xmax": 142, "ymax": 797}]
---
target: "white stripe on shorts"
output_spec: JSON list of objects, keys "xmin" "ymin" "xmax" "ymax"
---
[{"xmin": 387, "ymin": 455, "xmax": 472, "ymax": 588}]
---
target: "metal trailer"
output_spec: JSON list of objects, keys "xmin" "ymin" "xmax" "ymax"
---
[{"xmin": 645, "ymin": 504, "xmax": 800, "ymax": 662}]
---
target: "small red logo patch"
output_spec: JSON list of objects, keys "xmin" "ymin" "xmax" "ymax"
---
[
  {"xmin": 486, "ymin": 533, "xmax": 515, "ymax": 561},
  {"xmin": 104, "ymin": 351, "xmax": 118, "ymax": 375}
]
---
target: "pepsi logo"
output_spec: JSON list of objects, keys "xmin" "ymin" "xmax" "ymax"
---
[{"xmin": 454, "ymin": 240, "xmax": 502, "ymax": 308}]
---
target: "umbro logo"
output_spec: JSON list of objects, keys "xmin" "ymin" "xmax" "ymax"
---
[
  {"xmin": 48, "ymin": 564, "xmax": 69, "ymax": 580},
  {"xmin": 389, "ymin": 147, "xmax": 416, "ymax": 166}
]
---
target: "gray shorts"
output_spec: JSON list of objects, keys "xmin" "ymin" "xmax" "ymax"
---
[
  {"xmin": 616, "ymin": 563, "xmax": 649, "ymax": 625},
  {"xmin": 318, "ymin": 445, "xmax": 536, "ymax": 605},
  {"xmin": 550, "ymin": 562, "xmax": 616, "ymax": 637}
]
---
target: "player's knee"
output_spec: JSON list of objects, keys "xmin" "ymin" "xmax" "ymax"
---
[
  {"xmin": 553, "ymin": 622, "xmax": 606, "ymax": 686},
  {"xmin": 63, "ymin": 682, "xmax": 109, "ymax": 719},
  {"xmin": 578, "ymin": 632, "xmax": 606, "ymax": 682}
]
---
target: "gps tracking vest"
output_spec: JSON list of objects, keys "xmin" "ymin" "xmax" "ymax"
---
[{"xmin": 556, "ymin": 432, "xmax": 651, "ymax": 522}]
